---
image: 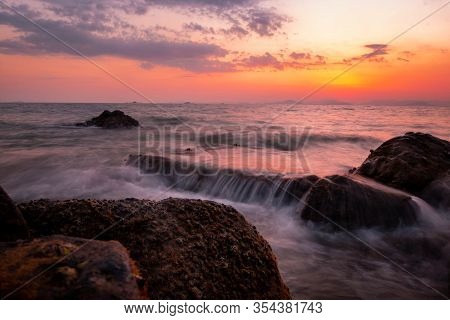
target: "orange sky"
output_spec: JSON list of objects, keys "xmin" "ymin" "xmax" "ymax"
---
[{"xmin": 0, "ymin": 0, "xmax": 449, "ymax": 103}]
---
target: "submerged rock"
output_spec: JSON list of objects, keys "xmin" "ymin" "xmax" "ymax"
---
[
  {"xmin": 76, "ymin": 110, "xmax": 139, "ymax": 128},
  {"xmin": 127, "ymin": 154, "xmax": 319, "ymax": 206},
  {"xmin": 356, "ymin": 132, "xmax": 450, "ymax": 195},
  {"xmin": 19, "ymin": 198, "xmax": 291, "ymax": 299},
  {"xmin": 0, "ymin": 186, "xmax": 29, "ymax": 241},
  {"xmin": 300, "ymin": 175, "xmax": 417, "ymax": 230},
  {"xmin": 0, "ymin": 235, "xmax": 143, "ymax": 299}
]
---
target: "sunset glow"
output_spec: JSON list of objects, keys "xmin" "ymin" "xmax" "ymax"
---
[
  {"xmin": 0, "ymin": 0, "xmax": 449, "ymax": 103},
  {"xmin": 1, "ymin": 1, "xmax": 450, "ymax": 305}
]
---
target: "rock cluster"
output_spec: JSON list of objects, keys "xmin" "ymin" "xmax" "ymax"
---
[
  {"xmin": 299, "ymin": 133, "xmax": 450, "ymax": 229},
  {"xmin": 128, "ymin": 132, "xmax": 450, "ymax": 231},
  {"xmin": 19, "ymin": 198, "xmax": 291, "ymax": 299},
  {"xmin": 76, "ymin": 110, "xmax": 139, "ymax": 129},
  {"xmin": 0, "ymin": 186, "xmax": 290, "ymax": 299},
  {"xmin": 2, "ymin": 131, "xmax": 449, "ymax": 299}
]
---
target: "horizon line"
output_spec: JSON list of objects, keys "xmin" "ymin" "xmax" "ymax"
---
[{"xmin": 0, "ymin": 100, "xmax": 449, "ymax": 106}]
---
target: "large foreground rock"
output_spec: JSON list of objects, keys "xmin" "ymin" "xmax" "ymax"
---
[
  {"xmin": 301, "ymin": 175, "xmax": 417, "ymax": 230},
  {"xmin": 355, "ymin": 132, "xmax": 450, "ymax": 195},
  {"xmin": 0, "ymin": 186, "xmax": 29, "ymax": 241},
  {"xmin": 76, "ymin": 110, "xmax": 139, "ymax": 129},
  {"xmin": 0, "ymin": 235, "xmax": 143, "ymax": 299},
  {"xmin": 19, "ymin": 198, "xmax": 291, "ymax": 299}
]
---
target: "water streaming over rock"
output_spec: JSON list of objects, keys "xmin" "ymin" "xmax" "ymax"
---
[{"xmin": 1, "ymin": 102, "xmax": 449, "ymax": 298}]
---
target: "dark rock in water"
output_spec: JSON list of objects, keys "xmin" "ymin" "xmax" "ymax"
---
[
  {"xmin": 19, "ymin": 198, "xmax": 291, "ymax": 299},
  {"xmin": 300, "ymin": 175, "xmax": 417, "ymax": 230},
  {"xmin": 126, "ymin": 154, "xmax": 319, "ymax": 206},
  {"xmin": 0, "ymin": 235, "xmax": 143, "ymax": 299},
  {"xmin": 421, "ymin": 175, "xmax": 450, "ymax": 211},
  {"xmin": 277, "ymin": 175, "xmax": 319, "ymax": 205},
  {"xmin": 356, "ymin": 132, "xmax": 450, "ymax": 195},
  {"xmin": 0, "ymin": 186, "xmax": 29, "ymax": 241},
  {"xmin": 76, "ymin": 110, "xmax": 139, "ymax": 128}
]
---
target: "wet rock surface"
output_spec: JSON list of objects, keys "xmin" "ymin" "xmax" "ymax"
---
[
  {"xmin": 127, "ymin": 154, "xmax": 319, "ymax": 206},
  {"xmin": 0, "ymin": 186, "xmax": 29, "ymax": 241},
  {"xmin": 76, "ymin": 110, "xmax": 139, "ymax": 129},
  {"xmin": 300, "ymin": 175, "xmax": 417, "ymax": 230},
  {"xmin": 356, "ymin": 132, "xmax": 450, "ymax": 195},
  {"xmin": 0, "ymin": 235, "xmax": 143, "ymax": 299},
  {"xmin": 420, "ymin": 175, "xmax": 450, "ymax": 211},
  {"xmin": 19, "ymin": 198, "xmax": 291, "ymax": 299}
]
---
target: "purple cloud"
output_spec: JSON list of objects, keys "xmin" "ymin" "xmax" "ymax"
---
[
  {"xmin": 241, "ymin": 8, "xmax": 290, "ymax": 37},
  {"xmin": 0, "ymin": 9, "xmax": 228, "ymax": 72},
  {"xmin": 239, "ymin": 51, "xmax": 327, "ymax": 70},
  {"xmin": 240, "ymin": 52, "xmax": 284, "ymax": 70},
  {"xmin": 0, "ymin": 1, "xmax": 292, "ymax": 72},
  {"xmin": 362, "ymin": 44, "xmax": 389, "ymax": 58},
  {"xmin": 342, "ymin": 44, "xmax": 390, "ymax": 64},
  {"xmin": 290, "ymin": 52, "xmax": 311, "ymax": 60}
]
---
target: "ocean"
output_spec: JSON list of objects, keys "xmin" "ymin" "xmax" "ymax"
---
[{"xmin": 1, "ymin": 102, "xmax": 449, "ymax": 298}]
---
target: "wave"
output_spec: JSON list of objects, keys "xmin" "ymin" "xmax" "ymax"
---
[
  {"xmin": 149, "ymin": 116, "xmax": 189, "ymax": 125},
  {"xmin": 308, "ymin": 133, "xmax": 381, "ymax": 144},
  {"xmin": 135, "ymin": 125, "xmax": 381, "ymax": 152},
  {"xmin": 195, "ymin": 131, "xmax": 381, "ymax": 151}
]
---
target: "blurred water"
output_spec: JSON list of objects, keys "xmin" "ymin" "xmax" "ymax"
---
[{"xmin": 0, "ymin": 102, "xmax": 449, "ymax": 299}]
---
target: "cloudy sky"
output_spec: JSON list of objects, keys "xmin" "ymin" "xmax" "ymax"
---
[{"xmin": 0, "ymin": 0, "xmax": 449, "ymax": 102}]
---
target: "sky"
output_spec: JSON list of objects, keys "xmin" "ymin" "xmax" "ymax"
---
[{"xmin": 0, "ymin": 0, "xmax": 449, "ymax": 103}]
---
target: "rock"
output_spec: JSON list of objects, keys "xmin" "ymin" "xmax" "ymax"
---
[
  {"xmin": 0, "ymin": 235, "xmax": 143, "ymax": 299},
  {"xmin": 356, "ymin": 132, "xmax": 450, "ymax": 195},
  {"xmin": 276, "ymin": 175, "xmax": 320, "ymax": 205},
  {"xmin": 300, "ymin": 175, "xmax": 417, "ymax": 230},
  {"xmin": 19, "ymin": 198, "xmax": 291, "ymax": 299},
  {"xmin": 0, "ymin": 186, "xmax": 29, "ymax": 241},
  {"xmin": 127, "ymin": 154, "xmax": 319, "ymax": 206},
  {"xmin": 76, "ymin": 110, "xmax": 139, "ymax": 128},
  {"xmin": 421, "ymin": 175, "xmax": 450, "ymax": 211}
]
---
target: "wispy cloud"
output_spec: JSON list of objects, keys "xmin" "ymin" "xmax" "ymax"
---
[
  {"xmin": 396, "ymin": 50, "xmax": 416, "ymax": 62},
  {"xmin": 241, "ymin": 8, "xmax": 290, "ymax": 37},
  {"xmin": 239, "ymin": 52, "xmax": 284, "ymax": 70},
  {"xmin": 342, "ymin": 44, "xmax": 390, "ymax": 64},
  {"xmin": 290, "ymin": 52, "xmax": 312, "ymax": 60},
  {"xmin": 237, "ymin": 51, "xmax": 327, "ymax": 70},
  {"xmin": 363, "ymin": 44, "xmax": 389, "ymax": 58}
]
